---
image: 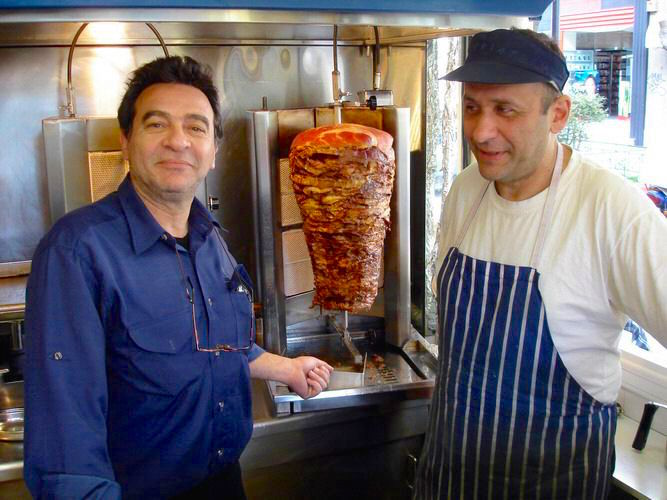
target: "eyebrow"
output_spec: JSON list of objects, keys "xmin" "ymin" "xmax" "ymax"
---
[
  {"xmin": 463, "ymin": 95, "xmax": 523, "ymax": 108},
  {"xmin": 141, "ymin": 110, "xmax": 211, "ymax": 131}
]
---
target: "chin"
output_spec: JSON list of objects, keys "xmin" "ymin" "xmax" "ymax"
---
[{"xmin": 477, "ymin": 164, "xmax": 505, "ymax": 182}]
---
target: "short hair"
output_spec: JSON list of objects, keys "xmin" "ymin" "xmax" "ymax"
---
[
  {"xmin": 510, "ymin": 28, "xmax": 565, "ymax": 113},
  {"xmin": 117, "ymin": 56, "xmax": 223, "ymax": 141}
]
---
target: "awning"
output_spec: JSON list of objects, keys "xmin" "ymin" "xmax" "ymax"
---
[
  {"xmin": 560, "ymin": 6, "xmax": 634, "ymax": 32},
  {"xmin": 0, "ymin": 0, "xmax": 553, "ymax": 17}
]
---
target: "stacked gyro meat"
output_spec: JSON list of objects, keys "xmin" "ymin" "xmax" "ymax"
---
[{"xmin": 288, "ymin": 123, "xmax": 396, "ymax": 312}]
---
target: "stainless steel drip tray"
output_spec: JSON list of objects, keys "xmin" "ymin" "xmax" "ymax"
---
[{"xmin": 267, "ymin": 332, "xmax": 436, "ymax": 415}]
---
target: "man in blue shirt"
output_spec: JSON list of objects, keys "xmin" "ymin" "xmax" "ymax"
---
[{"xmin": 24, "ymin": 56, "xmax": 333, "ymax": 499}]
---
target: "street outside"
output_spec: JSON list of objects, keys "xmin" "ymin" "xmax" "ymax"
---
[{"xmin": 580, "ymin": 117, "xmax": 649, "ymax": 184}]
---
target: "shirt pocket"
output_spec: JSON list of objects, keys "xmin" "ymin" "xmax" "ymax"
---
[
  {"xmin": 123, "ymin": 308, "xmax": 201, "ymax": 396},
  {"xmin": 230, "ymin": 285, "xmax": 253, "ymax": 349},
  {"xmin": 209, "ymin": 285, "xmax": 253, "ymax": 350}
]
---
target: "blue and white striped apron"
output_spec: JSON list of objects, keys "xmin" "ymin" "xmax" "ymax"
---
[{"xmin": 415, "ymin": 145, "xmax": 617, "ymax": 499}]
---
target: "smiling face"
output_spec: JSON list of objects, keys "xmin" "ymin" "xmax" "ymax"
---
[
  {"xmin": 463, "ymin": 82, "xmax": 570, "ymax": 198},
  {"xmin": 121, "ymin": 83, "xmax": 217, "ymax": 206}
]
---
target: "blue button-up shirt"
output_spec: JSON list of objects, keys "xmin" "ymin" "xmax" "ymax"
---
[{"xmin": 24, "ymin": 176, "xmax": 264, "ymax": 499}]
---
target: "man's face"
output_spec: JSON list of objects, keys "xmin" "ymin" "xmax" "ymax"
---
[
  {"xmin": 121, "ymin": 83, "xmax": 217, "ymax": 204},
  {"xmin": 463, "ymin": 82, "xmax": 567, "ymax": 187}
]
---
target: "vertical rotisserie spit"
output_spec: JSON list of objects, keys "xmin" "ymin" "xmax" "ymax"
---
[{"xmin": 288, "ymin": 123, "xmax": 395, "ymax": 312}]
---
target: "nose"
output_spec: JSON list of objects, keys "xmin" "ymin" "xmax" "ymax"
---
[
  {"xmin": 162, "ymin": 124, "xmax": 191, "ymax": 151},
  {"xmin": 465, "ymin": 111, "xmax": 498, "ymax": 145}
]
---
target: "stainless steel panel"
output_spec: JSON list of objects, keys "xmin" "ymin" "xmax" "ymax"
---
[
  {"xmin": 86, "ymin": 118, "xmax": 123, "ymax": 151},
  {"xmin": 42, "ymin": 118, "xmax": 91, "ymax": 225},
  {"xmin": 42, "ymin": 116, "xmax": 123, "ymax": 225},
  {"xmin": 249, "ymin": 110, "xmax": 285, "ymax": 354},
  {"xmin": 0, "ymin": 263, "xmax": 29, "ymax": 280},
  {"xmin": 383, "ymin": 107, "xmax": 412, "ymax": 347},
  {"xmin": 0, "ymin": 277, "xmax": 27, "ymax": 320}
]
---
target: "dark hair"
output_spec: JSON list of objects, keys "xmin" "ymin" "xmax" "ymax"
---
[
  {"xmin": 510, "ymin": 28, "xmax": 565, "ymax": 113},
  {"xmin": 117, "ymin": 56, "xmax": 223, "ymax": 141}
]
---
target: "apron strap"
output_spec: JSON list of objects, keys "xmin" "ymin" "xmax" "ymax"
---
[
  {"xmin": 530, "ymin": 143, "xmax": 564, "ymax": 269},
  {"xmin": 454, "ymin": 182, "xmax": 490, "ymax": 249},
  {"xmin": 454, "ymin": 142, "xmax": 565, "ymax": 269}
]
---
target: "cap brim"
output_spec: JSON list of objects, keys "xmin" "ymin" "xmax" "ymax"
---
[{"xmin": 439, "ymin": 60, "xmax": 553, "ymax": 85}]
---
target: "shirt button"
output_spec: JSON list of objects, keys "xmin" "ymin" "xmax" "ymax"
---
[
  {"xmin": 217, "ymin": 449, "xmax": 224, "ymax": 458},
  {"xmin": 207, "ymin": 297, "xmax": 213, "ymax": 306},
  {"xmin": 218, "ymin": 401, "xmax": 225, "ymax": 411}
]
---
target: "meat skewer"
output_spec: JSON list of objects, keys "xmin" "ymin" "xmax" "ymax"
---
[{"xmin": 288, "ymin": 123, "xmax": 396, "ymax": 312}]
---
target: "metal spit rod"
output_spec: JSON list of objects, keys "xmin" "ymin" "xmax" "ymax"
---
[
  {"xmin": 329, "ymin": 311, "xmax": 363, "ymax": 365},
  {"xmin": 331, "ymin": 24, "xmax": 349, "ymax": 125}
]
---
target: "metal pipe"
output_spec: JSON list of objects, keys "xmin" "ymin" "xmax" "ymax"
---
[
  {"xmin": 66, "ymin": 22, "xmax": 89, "ymax": 117},
  {"xmin": 630, "ymin": 0, "xmax": 648, "ymax": 146},
  {"xmin": 66, "ymin": 22, "xmax": 170, "ymax": 118},
  {"xmin": 333, "ymin": 24, "xmax": 339, "ymax": 74},
  {"xmin": 550, "ymin": 0, "xmax": 560, "ymax": 43},
  {"xmin": 373, "ymin": 26, "xmax": 381, "ymax": 90},
  {"xmin": 332, "ymin": 24, "xmax": 342, "ymax": 124},
  {"xmin": 145, "ymin": 22, "xmax": 170, "ymax": 58}
]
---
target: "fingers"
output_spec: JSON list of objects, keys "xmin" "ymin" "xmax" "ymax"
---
[
  {"xmin": 319, "ymin": 361, "xmax": 334, "ymax": 372},
  {"xmin": 314, "ymin": 365, "xmax": 332, "ymax": 384},
  {"xmin": 299, "ymin": 356, "xmax": 334, "ymax": 373},
  {"xmin": 306, "ymin": 368, "xmax": 328, "ymax": 392}
]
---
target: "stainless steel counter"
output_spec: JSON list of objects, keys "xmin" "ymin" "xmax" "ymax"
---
[
  {"xmin": 245, "ymin": 378, "xmax": 430, "ymax": 471},
  {"xmin": 0, "ymin": 440, "xmax": 22, "ymax": 483},
  {"xmin": 0, "ymin": 378, "xmax": 432, "ymax": 486}
]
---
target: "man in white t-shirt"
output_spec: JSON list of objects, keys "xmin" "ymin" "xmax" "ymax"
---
[{"xmin": 415, "ymin": 28, "xmax": 667, "ymax": 500}]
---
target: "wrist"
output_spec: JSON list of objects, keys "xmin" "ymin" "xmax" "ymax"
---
[{"xmin": 286, "ymin": 358, "xmax": 302, "ymax": 389}]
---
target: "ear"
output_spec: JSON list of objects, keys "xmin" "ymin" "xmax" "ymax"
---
[
  {"xmin": 550, "ymin": 94, "xmax": 571, "ymax": 134},
  {"xmin": 120, "ymin": 131, "xmax": 130, "ymax": 163}
]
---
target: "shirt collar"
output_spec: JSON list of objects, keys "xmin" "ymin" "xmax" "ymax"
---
[{"xmin": 118, "ymin": 175, "xmax": 218, "ymax": 255}]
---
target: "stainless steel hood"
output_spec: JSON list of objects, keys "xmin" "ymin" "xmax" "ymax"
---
[{"xmin": 0, "ymin": 8, "xmax": 536, "ymax": 46}]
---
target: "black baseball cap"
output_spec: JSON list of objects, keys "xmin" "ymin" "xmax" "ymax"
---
[{"xmin": 442, "ymin": 29, "xmax": 570, "ymax": 91}]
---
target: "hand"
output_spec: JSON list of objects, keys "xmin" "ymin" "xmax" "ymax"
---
[{"xmin": 288, "ymin": 356, "xmax": 334, "ymax": 399}]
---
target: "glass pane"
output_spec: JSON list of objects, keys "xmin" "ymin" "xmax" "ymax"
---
[{"xmin": 424, "ymin": 37, "xmax": 462, "ymax": 343}]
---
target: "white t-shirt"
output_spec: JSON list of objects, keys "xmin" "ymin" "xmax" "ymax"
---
[{"xmin": 434, "ymin": 147, "xmax": 667, "ymax": 404}]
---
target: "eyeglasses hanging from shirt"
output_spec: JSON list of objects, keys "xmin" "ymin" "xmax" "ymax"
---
[{"xmin": 171, "ymin": 228, "xmax": 254, "ymax": 352}]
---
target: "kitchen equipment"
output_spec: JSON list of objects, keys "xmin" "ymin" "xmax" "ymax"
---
[
  {"xmin": 40, "ymin": 22, "xmax": 203, "ymax": 226},
  {"xmin": 0, "ymin": 408, "xmax": 23, "ymax": 442},
  {"xmin": 0, "ymin": 376, "xmax": 24, "ymax": 442},
  {"xmin": 249, "ymin": 104, "xmax": 436, "ymax": 415},
  {"xmin": 357, "ymin": 26, "xmax": 394, "ymax": 110}
]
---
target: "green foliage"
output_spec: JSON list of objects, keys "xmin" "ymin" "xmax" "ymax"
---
[{"xmin": 558, "ymin": 89, "xmax": 607, "ymax": 149}]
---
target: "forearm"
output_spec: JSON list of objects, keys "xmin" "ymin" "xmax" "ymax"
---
[
  {"xmin": 248, "ymin": 352, "xmax": 333, "ymax": 399},
  {"xmin": 248, "ymin": 351, "xmax": 295, "ymax": 385}
]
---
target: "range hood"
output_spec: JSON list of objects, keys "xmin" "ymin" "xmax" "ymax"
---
[{"xmin": 0, "ymin": 1, "xmax": 551, "ymax": 45}]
